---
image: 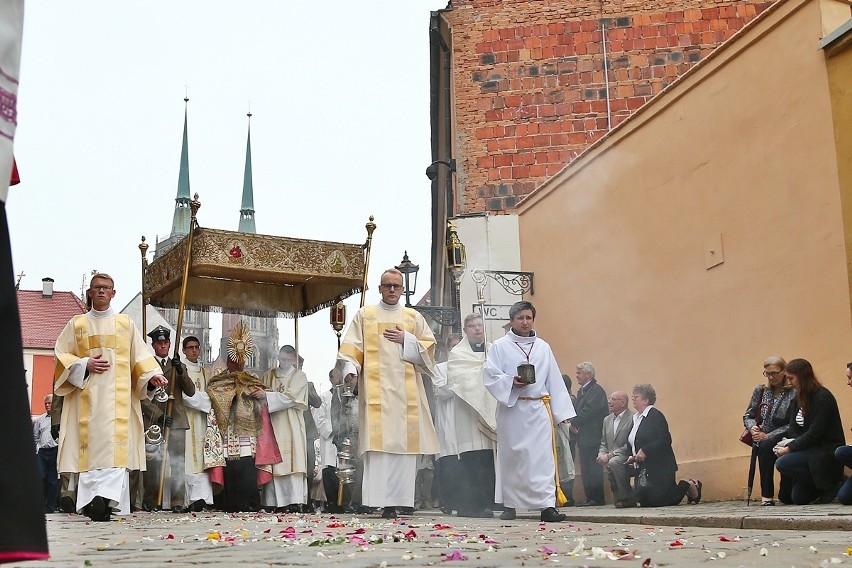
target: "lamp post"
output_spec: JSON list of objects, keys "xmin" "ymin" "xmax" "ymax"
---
[
  {"xmin": 330, "ymin": 301, "xmax": 347, "ymax": 349},
  {"xmin": 395, "ymin": 251, "xmax": 419, "ymax": 308},
  {"xmin": 446, "ymin": 220, "xmax": 466, "ymax": 334}
]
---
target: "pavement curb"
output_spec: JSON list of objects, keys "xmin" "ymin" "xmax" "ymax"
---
[{"xmin": 565, "ymin": 512, "xmax": 852, "ymax": 531}]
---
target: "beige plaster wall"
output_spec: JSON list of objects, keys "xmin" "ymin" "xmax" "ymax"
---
[{"xmin": 518, "ymin": 0, "xmax": 852, "ymax": 500}]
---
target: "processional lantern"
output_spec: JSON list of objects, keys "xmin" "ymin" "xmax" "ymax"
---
[
  {"xmin": 330, "ymin": 301, "xmax": 347, "ymax": 349},
  {"xmin": 446, "ymin": 220, "xmax": 466, "ymax": 285}
]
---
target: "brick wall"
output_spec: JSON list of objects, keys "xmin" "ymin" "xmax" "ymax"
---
[{"xmin": 441, "ymin": 0, "xmax": 775, "ymax": 213}]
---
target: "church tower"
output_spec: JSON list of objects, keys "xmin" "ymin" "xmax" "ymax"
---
[
  {"xmin": 153, "ymin": 98, "xmax": 212, "ymax": 364},
  {"xmin": 220, "ymin": 112, "xmax": 278, "ymax": 375},
  {"xmin": 238, "ymin": 112, "xmax": 256, "ymax": 233}
]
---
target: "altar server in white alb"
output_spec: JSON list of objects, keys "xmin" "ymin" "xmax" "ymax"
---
[
  {"xmin": 261, "ymin": 345, "xmax": 309, "ymax": 512},
  {"xmin": 54, "ymin": 273, "xmax": 167, "ymax": 521},
  {"xmin": 483, "ymin": 301, "xmax": 575, "ymax": 522},
  {"xmin": 180, "ymin": 335, "xmax": 214, "ymax": 511},
  {"xmin": 337, "ymin": 268, "xmax": 439, "ymax": 519}
]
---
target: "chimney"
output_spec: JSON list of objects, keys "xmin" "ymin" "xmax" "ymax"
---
[{"xmin": 42, "ymin": 277, "xmax": 54, "ymax": 298}]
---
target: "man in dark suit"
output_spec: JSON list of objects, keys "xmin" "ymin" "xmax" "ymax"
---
[
  {"xmin": 596, "ymin": 391, "xmax": 634, "ymax": 507},
  {"xmin": 141, "ymin": 325, "xmax": 196, "ymax": 512},
  {"xmin": 570, "ymin": 362, "xmax": 608, "ymax": 506}
]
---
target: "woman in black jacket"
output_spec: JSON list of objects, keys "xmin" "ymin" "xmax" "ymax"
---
[
  {"xmin": 625, "ymin": 384, "xmax": 701, "ymax": 507},
  {"xmin": 743, "ymin": 356, "xmax": 798, "ymax": 505},
  {"xmin": 774, "ymin": 358, "xmax": 846, "ymax": 504}
]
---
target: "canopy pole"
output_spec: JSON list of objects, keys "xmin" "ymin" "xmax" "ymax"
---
[
  {"xmin": 294, "ymin": 316, "xmax": 300, "ymax": 368},
  {"xmin": 360, "ymin": 215, "xmax": 376, "ymax": 308},
  {"xmin": 138, "ymin": 236, "xmax": 149, "ymax": 337},
  {"xmin": 158, "ymin": 193, "xmax": 201, "ymax": 508}
]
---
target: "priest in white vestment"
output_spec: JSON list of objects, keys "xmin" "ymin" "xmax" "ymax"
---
[
  {"xmin": 432, "ymin": 348, "xmax": 460, "ymax": 514},
  {"xmin": 181, "ymin": 336, "xmax": 214, "ymax": 510},
  {"xmin": 261, "ymin": 345, "xmax": 309, "ymax": 511},
  {"xmin": 447, "ymin": 313, "xmax": 498, "ymax": 518},
  {"xmin": 337, "ymin": 268, "xmax": 439, "ymax": 519},
  {"xmin": 54, "ymin": 274, "xmax": 166, "ymax": 521},
  {"xmin": 483, "ymin": 301, "xmax": 575, "ymax": 523}
]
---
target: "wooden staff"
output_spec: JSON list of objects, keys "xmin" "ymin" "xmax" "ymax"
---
[
  {"xmin": 138, "ymin": 236, "xmax": 149, "ymax": 336},
  {"xmin": 157, "ymin": 193, "xmax": 201, "ymax": 508},
  {"xmin": 360, "ymin": 216, "xmax": 376, "ymax": 308}
]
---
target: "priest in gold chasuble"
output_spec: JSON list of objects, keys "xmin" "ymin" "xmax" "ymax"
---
[
  {"xmin": 53, "ymin": 274, "xmax": 166, "ymax": 520},
  {"xmin": 337, "ymin": 269, "xmax": 438, "ymax": 518}
]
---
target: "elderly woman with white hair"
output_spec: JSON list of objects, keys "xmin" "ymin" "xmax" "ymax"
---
[{"xmin": 624, "ymin": 384, "xmax": 701, "ymax": 507}]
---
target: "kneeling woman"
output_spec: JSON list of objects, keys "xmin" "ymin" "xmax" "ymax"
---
[
  {"xmin": 774, "ymin": 358, "xmax": 845, "ymax": 504},
  {"xmin": 625, "ymin": 384, "xmax": 701, "ymax": 507}
]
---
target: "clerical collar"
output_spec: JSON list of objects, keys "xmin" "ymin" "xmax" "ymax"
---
[
  {"xmin": 469, "ymin": 341, "xmax": 485, "ymax": 352},
  {"xmin": 89, "ymin": 307, "xmax": 114, "ymax": 318},
  {"xmin": 379, "ymin": 300, "xmax": 402, "ymax": 311}
]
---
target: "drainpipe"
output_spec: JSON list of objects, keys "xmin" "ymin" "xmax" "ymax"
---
[{"xmin": 601, "ymin": 19, "xmax": 612, "ymax": 131}]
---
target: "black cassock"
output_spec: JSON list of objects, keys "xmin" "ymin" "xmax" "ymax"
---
[{"xmin": 0, "ymin": 200, "xmax": 49, "ymax": 562}]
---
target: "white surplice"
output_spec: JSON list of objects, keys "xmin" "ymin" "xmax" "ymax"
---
[
  {"xmin": 432, "ymin": 362, "xmax": 458, "ymax": 458},
  {"xmin": 483, "ymin": 330, "xmax": 576, "ymax": 510},
  {"xmin": 261, "ymin": 365, "xmax": 308, "ymax": 507},
  {"xmin": 182, "ymin": 360, "xmax": 213, "ymax": 505}
]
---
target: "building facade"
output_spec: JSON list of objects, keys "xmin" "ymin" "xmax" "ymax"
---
[{"xmin": 516, "ymin": 0, "xmax": 852, "ymax": 500}]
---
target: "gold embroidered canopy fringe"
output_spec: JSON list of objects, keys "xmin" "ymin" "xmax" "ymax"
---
[{"xmin": 144, "ymin": 227, "xmax": 365, "ymax": 318}]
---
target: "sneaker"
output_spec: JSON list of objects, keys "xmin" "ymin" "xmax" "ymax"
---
[
  {"xmin": 499, "ymin": 507, "xmax": 516, "ymax": 520},
  {"xmin": 540, "ymin": 507, "xmax": 567, "ymax": 522},
  {"xmin": 760, "ymin": 500, "xmax": 775, "ymax": 506}
]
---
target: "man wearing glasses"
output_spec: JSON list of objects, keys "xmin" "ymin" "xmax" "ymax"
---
[
  {"xmin": 54, "ymin": 273, "xmax": 167, "ymax": 521},
  {"xmin": 338, "ymin": 268, "xmax": 439, "ymax": 519},
  {"xmin": 180, "ymin": 336, "xmax": 214, "ymax": 512}
]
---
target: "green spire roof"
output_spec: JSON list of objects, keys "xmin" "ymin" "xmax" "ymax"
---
[
  {"xmin": 170, "ymin": 98, "xmax": 191, "ymax": 237},
  {"xmin": 238, "ymin": 113, "xmax": 256, "ymax": 234}
]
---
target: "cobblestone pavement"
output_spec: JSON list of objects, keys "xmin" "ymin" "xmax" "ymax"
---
[{"xmin": 10, "ymin": 502, "xmax": 852, "ymax": 568}]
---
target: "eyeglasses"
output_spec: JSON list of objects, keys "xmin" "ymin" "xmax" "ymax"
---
[
  {"xmin": 465, "ymin": 323, "xmax": 483, "ymax": 329},
  {"xmin": 380, "ymin": 284, "xmax": 404, "ymax": 290},
  {"xmin": 185, "ymin": 345, "xmax": 201, "ymax": 350},
  {"xmin": 91, "ymin": 285, "xmax": 113, "ymax": 291},
  {"xmin": 763, "ymin": 370, "xmax": 784, "ymax": 378}
]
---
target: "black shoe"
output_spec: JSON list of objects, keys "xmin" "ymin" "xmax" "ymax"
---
[
  {"xmin": 382, "ymin": 507, "xmax": 398, "ymax": 519},
  {"xmin": 499, "ymin": 507, "xmax": 516, "ymax": 520},
  {"xmin": 811, "ymin": 487, "xmax": 838, "ymax": 504},
  {"xmin": 564, "ymin": 499, "xmax": 575, "ymax": 507},
  {"xmin": 540, "ymin": 507, "xmax": 567, "ymax": 522},
  {"xmin": 440, "ymin": 506, "xmax": 453, "ymax": 515},
  {"xmin": 172, "ymin": 506, "xmax": 184, "ymax": 514},
  {"xmin": 84, "ymin": 496, "xmax": 110, "ymax": 522},
  {"xmin": 576, "ymin": 500, "xmax": 603, "ymax": 507},
  {"xmin": 192, "ymin": 500, "xmax": 206, "ymax": 512},
  {"xmin": 398, "ymin": 507, "xmax": 414, "ymax": 515},
  {"xmin": 760, "ymin": 500, "xmax": 775, "ymax": 506},
  {"xmin": 59, "ymin": 495, "xmax": 76, "ymax": 514}
]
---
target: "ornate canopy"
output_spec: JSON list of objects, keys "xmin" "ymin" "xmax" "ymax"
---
[{"xmin": 144, "ymin": 227, "xmax": 365, "ymax": 317}]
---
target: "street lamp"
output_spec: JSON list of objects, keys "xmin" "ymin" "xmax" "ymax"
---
[
  {"xmin": 329, "ymin": 301, "xmax": 347, "ymax": 349},
  {"xmin": 425, "ymin": 159, "xmax": 456, "ymax": 180},
  {"xmin": 395, "ymin": 251, "xmax": 419, "ymax": 308}
]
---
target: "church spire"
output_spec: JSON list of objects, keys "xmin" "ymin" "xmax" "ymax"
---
[
  {"xmin": 238, "ymin": 112, "xmax": 256, "ymax": 234},
  {"xmin": 170, "ymin": 97, "xmax": 191, "ymax": 237}
]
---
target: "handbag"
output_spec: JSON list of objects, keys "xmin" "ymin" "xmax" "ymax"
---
[
  {"xmin": 637, "ymin": 468, "xmax": 652, "ymax": 489},
  {"xmin": 740, "ymin": 386, "xmax": 767, "ymax": 446}
]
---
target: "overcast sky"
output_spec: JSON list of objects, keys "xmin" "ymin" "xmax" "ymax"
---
[{"xmin": 10, "ymin": 1, "xmax": 444, "ymax": 390}]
